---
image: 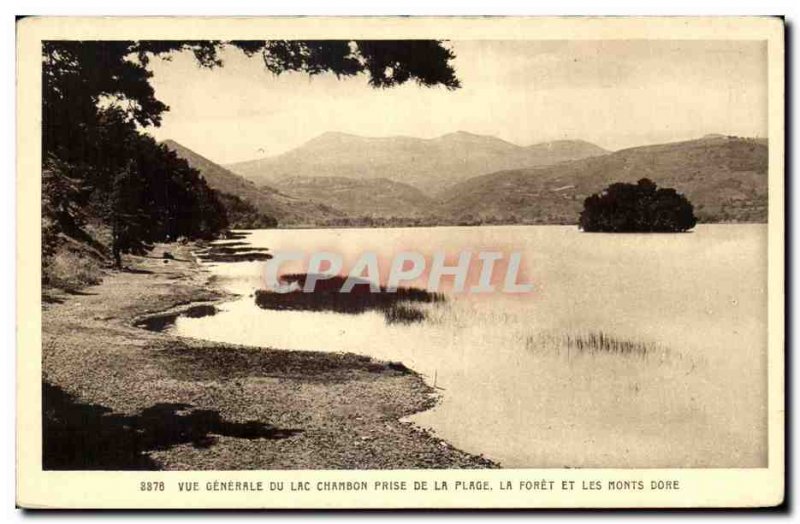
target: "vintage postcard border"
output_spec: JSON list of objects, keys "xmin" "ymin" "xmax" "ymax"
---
[{"xmin": 16, "ymin": 16, "xmax": 785, "ymax": 509}]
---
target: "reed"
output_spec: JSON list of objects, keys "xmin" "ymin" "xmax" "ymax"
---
[
  {"xmin": 526, "ymin": 330, "xmax": 665, "ymax": 358},
  {"xmin": 383, "ymin": 304, "xmax": 427, "ymax": 325}
]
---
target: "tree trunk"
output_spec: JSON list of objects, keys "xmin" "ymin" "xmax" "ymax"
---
[{"xmin": 112, "ymin": 238, "xmax": 122, "ymax": 269}]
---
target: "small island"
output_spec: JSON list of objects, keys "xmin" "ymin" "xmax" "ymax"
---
[{"xmin": 579, "ymin": 178, "xmax": 697, "ymax": 233}]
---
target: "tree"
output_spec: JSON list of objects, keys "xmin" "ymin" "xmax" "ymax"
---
[
  {"xmin": 63, "ymin": 106, "xmax": 229, "ymax": 266},
  {"xmin": 107, "ymin": 159, "xmax": 148, "ymax": 267},
  {"xmin": 42, "ymin": 155, "xmax": 87, "ymax": 258},
  {"xmin": 579, "ymin": 178, "xmax": 697, "ymax": 232},
  {"xmin": 42, "ymin": 39, "xmax": 459, "ymax": 264},
  {"xmin": 216, "ymin": 193, "xmax": 278, "ymax": 229},
  {"xmin": 43, "ymin": 40, "xmax": 458, "ymax": 156}
]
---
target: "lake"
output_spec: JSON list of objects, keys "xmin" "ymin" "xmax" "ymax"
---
[{"xmin": 173, "ymin": 224, "xmax": 767, "ymax": 468}]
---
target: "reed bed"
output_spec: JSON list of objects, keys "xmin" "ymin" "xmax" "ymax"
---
[
  {"xmin": 383, "ymin": 304, "xmax": 427, "ymax": 325},
  {"xmin": 255, "ymin": 273, "xmax": 445, "ymax": 325},
  {"xmin": 525, "ymin": 330, "xmax": 669, "ymax": 360}
]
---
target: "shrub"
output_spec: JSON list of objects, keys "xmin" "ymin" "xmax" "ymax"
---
[
  {"xmin": 579, "ymin": 178, "xmax": 697, "ymax": 232},
  {"xmin": 43, "ymin": 248, "xmax": 103, "ymax": 292}
]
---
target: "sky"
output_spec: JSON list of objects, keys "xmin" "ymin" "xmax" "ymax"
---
[{"xmin": 146, "ymin": 40, "xmax": 767, "ymax": 165}]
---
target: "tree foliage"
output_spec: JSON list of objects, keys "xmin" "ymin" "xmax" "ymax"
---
[
  {"xmin": 42, "ymin": 39, "xmax": 459, "ymax": 267},
  {"xmin": 43, "ymin": 101, "xmax": 229, "ymax": 266},
  {"xmin": 43, "ymin": 40, "xmax": 459, "ymax": 151},
  {"xmin": 216, "ymin": 193, "xmax": 278, "ymax": 229},
  {"xmin": 579, "ymin": 178, "xmax": 697, "ymax": 233}
]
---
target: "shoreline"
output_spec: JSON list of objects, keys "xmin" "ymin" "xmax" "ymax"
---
[
  {"xmin": 257, "ymin": 220, "xmax": 766, "ymax": 231},
  {"xmin": 41, "ymin": 242, "xmax": 496, "ymax": 470}
]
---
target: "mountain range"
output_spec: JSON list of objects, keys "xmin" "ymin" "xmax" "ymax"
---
[
  {"xmin": 164, "ymin": 132, "xmax": 768, "ymax": 227},
  {"xmin": 438, "ymin": 135, "xmax": 768, "ymax": 224},
  {"xmin": 225, "ymin": 131, "xmax": 608, "ymax": 195}
]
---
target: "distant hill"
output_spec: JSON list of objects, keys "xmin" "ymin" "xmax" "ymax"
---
[
  {"xmin": 438, "ymin": 136, "xmax": 768, "ymax": 224},
  {"xmin": 162, "ymin": 140, "xmax": 343, "ymax": 226},
  {"xmin": 225, "ymin": 131, "xmax": 608, "ymax": 195},
  {"xmin": 166, "ymin": 135, "xmax": 767, "ymax": 228},
  {"xmin": 273, "ymin": 176, "xmax": 436, "ymax": 218}
]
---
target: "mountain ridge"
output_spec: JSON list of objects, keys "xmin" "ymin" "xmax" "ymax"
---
[
  {"xmin": 437, "ymin": 135, "xmax": 768, "ymax": 224},
  {"xmin": 225, "ymin": 131, "xmax": 609, "ymax": 194},
  {"xmin": 273, "ymin": 175, "xmax": 436, "ymax": 219},
  {"xmin": 165, "ymin": 134, "xmax": 767, "ymax": 228},
  {"xmin": 161, "ymin": 139, "xmax": 344, "ymax": 226}
]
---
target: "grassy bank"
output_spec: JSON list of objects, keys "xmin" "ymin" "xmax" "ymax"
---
[{"xmin": 41, "ymin": 243, "xmax": 495, "ymax": 470}]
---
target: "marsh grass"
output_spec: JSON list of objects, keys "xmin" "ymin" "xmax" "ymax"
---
[
  {"xmin": 383, "ymin": 304, "xmax": 427, "ymax": 325},
  {"xmin": 563, "ymin": 332, "xmax": 656, "ymax": 356},
  {"xmin": 526, "ymin": 330, "xmax": 669, "ymax": 360},
  {"xmin": 423, "ymin": 302, "xmax": 517, "ymax": 328},
  {"xmin": 255, "ymin": 274, "xmax": 445, "ymax": 325}
]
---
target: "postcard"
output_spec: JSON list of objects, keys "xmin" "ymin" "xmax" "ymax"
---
[{"xmin": 16, "ymin": 16, "xmax": 785, "ymax": 509}]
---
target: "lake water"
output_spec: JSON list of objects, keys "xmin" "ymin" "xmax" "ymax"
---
[{"xmin": 173, "ymin": 225, "xmax": 767, "ymax": 468}]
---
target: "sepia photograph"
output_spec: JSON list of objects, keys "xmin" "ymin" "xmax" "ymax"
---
[{"xmin": 16, "ymin": 15, "xmax": 785, "ymax": 509}]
